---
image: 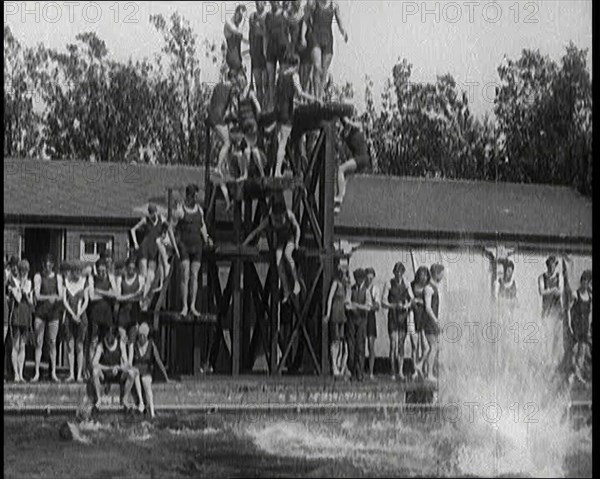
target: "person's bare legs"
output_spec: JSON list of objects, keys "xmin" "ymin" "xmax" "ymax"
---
[
  {"xmin": 190, "ymin": 261, "xmax": 202, "ymax": 317},
  {"xmin": 321, "ymin": 52, "xmax": 334, "ymax": 98},
  {"xmin": 368, "ymin": 335, "xmax": 376, "ymax": 378},
  {"xmin": 11, "ymin": 331, "xmax": 22, "ymax": 382},
  {"xmin": 300, "ymin": 62, "xmax": 312, "ymax": 93},
  {"xmin": 284, "ymin": 241, "xmax": 301, "ymax": 295},
  {"xmin": 132, "ymin": 372, "xmax": 146, "ymax": 413},
  {"xmin": 275, "ymin": 248, "xmax": 290, "ymax": 301},
  {"xmin": 414, "ymin": 331, "xmax": 428, "ymax": 378},
  {"xmin": 47, "ymin": 320, "xmax": 59, "ymax": 381},
  {"xmin": 91, "ymin": 367, "xmax": 103, "ymax": 407},
  {"xmin": 336, "ymin": 159, "xmax": 357, "ymax": 203},
  {"xmin": 275, "ymin": 125, "xmax": 292, "ymax": 177},
  {"xmin": 311, "ymin": 47, "xmax": 324, "ymax": 100},
  {"xmin": 330, "ymin": 339, "xmax": 340, "ymax": 375},
  {"xmin": 389, "ymin": 331, "xmax": 398, "ymax": 378},
  {"xmin": 32, "ymin": 317, "xmax": 46, "ymax": 382},
  {"xmin": 424, "ymin": 333, "xmax": 438, "ymax": 381},
  {"xmin": 251, "ymin": 147, "xmax": 266, "ymax": 177},
  {"xmin": 340, "ymin": 340, "xmax": 349, "ymax": 376},
  {"xmin": 214, "ymin": 125, "xmax": 231, "ymax": 176},
  {"xmin": 180, "ymin": 259, "xmax": 190, "ymax": 316},
  {"xmin": 122, "ymin": 367, "xmax": 137, "ymax": 408},
  {"xmin": 397, "ymin": 331, "xmax": 407, "ymax": 380},
  {"xmin": 266, "ymin": 61, "xmax": 277, "ymax": 112},
  {"xmin": 252, "ymin": 67, "xmax": 267, "ymax": 108},
  {"xmin": 141, "ymin": 375, "xmax": 155, "ymax": 418},
  {"xmin": 139, "ymin": 258, "xmax": 148, "ymax": 283},
  {"xmin": 76, "ymin": 337, "xmax": 85, "ymax": 382},
  {"xmin": 66, "ymin": 336, "xmax": 75, "ymax": 382}
]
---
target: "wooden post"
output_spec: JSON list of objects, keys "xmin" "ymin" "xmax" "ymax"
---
[
  {"xmin": 231, "ymin": 199, "xmax": 242, "ymax": 376},
  {"xmin": 320, "ymin": 122, "xmax": 336, "ymax": 375}
]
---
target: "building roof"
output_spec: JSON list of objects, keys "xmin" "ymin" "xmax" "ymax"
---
[
  {"xmin": 335, "ymin": 174, "xmax": 593, "ymax": 245},
  {"xmin": 4, "ymin": 158, "xmax": 209, "ymax": 224},
  {"xmin": 4, "ymin": 159, "xmax": 592, "ymax": 246}
]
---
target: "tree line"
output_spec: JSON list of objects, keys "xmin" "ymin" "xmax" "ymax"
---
[{"xmin": 4, "ymin": 14, "xmax": 592, "ymax": 196}]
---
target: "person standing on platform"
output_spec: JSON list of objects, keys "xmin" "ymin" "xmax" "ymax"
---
[
  {"xmin": 381, "ymin": 262, "xmax": 414, "ymax": 381},
  {"xmin": 365, "ymin": 267, "xmax": 380, "ymax": 380},
  {"xmin": 8, "ymin": 260, "xmax": 33, "ymax": 383},
  {"xmin": 298, "ymin": 0, "xmax": 316, "ymax": 91},
  {"xmin": 309, "ymin": 0, "xmax": 348, "ymax": 100},
  {"xmin": 265, "ymin": 0, "xmax": 289, "ymax": 112},
  {"xmin": 324, "ymin": 264, "xmax": 350, "ymax": 377},
  {"xmin": 411, "ymin": 266, "xmax": 431, "ymax": 379},
  {"xmin": 224, "ymin": 4, "xmax": 248, "ymax": 77},
  {"xmin": 174, "ymin": 184, "xmax": 214, "ymax": 318},
  {"xmin": 345, "ymin": 268, "xmax": 371, "ymax": 382},
  {"xmin": 155, "ymin": 221, "xmax": 180, "ymax": 290},
  {"xmin": 421, "ymin": 264, "xmax": 444, "ymax": 381},
  {"xmin": 538, "ymin": 255, "xmax": 564, "ymax": 371},
  {"xmin": 130, "ymin": 203, "xmax": 165, "ymax": 311},
  {"xmin": 243, "ymin": 193, "xmax": 302, "ymax": 302},
  {"xmin": 334, "ymin": 116, "xmax": 371, "ymax": 213},
  {"xmin": 274, "ymin": 53, "xmax": 321, "ymax": 177},
  {"xmin": 567, "ymin": 270, "xmax": 592, "ymax": 386},
  {"xmin": 32, "ymin": 254, "xmax": 63, "ymax": 382},
  {"xmin": 249, "ymin": 1, "xmax": 268, "ymax": 108},
  {"xmin": 63, "ymin": 261, "xmax": 90, "ymax": 383}
]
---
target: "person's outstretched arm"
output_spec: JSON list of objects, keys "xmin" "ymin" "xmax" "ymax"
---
[
  {"xmin": 324, "ymin": 280, "xmax": 338, "ymax": 320},
  {"xmin": 225, "ymin": 17, "xmax": 248, "ymax": 43},
  {"xmin": 333, "ymin": 2, "xmax": 348, "ymax": 42},
  {"xmin": 293, "ymin": 72, "xmax": 321, "ymax": 103},
  {"xmin": 130, "ymin": 217, "xmax": 146, "ymax": 250},
  {"xmin": 424, "ymin": 285, "xmax": 438, "ymax": 324},
  {"xmin": 152, "ymin": 341, "xmax": 169, "ymax": 381},
  {"xmin": 243, "ymin": 217, "xmax": 269, "ymax": 245}
]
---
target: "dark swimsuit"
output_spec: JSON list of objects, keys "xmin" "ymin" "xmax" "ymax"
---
[
  {"xmin": 344, "ymin": 125, "xmax": 370, "ymax": 171},
  {"xmin": 276, "ymin": 72, "xmax": 295, "ymax": 126},
  {"xmin": 226, "ymin": 27, "xmax": 243, "ymax": 73},
  {"xmin": 266, "ymin": 11, "xmax": 288, "ymax": 64},
  {"xmin": 249, "ymin": 12, "xmax": 267, "ymax": 70},
  {"xmin": 388, "ymin": 278, "xmax": 410, "ymax": 334},
  {"xmin": 133, "ymin": 339, "xmax": 155, "ymax": 377},
  {"xmin": 571, "ymin": 290, "xmax": 591, "ymax": 343},
  {"xmin": 35, "ymin": 273, "xmax": 61, "ymax": 322},
  {"xmin": 311, "ymin": 1, "xmax": 335, "ymax": 55}
]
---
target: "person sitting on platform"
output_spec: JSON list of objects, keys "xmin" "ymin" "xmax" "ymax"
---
[
  {"xmin": 90, "ymin": 326, "xmax": 138, "ymax": 412},
  {"xmin": 345, "ymin": 268, "xmax": 371, "ymax": 382},
  {"xmin": 224, "ymin": 4, "xmax": 248, "ymax": 77},
  {"xmin": 274, "ymin": 52, "xmax": 321, "ymax": 177},
  {"xmin": 243, "ymin": 193, "xmax": 302, "ymax": 302},
  {"xmin": 324, "ymin": 263, "xmax": 350, "ymax": 377},
  {"xmin": 128, "ymin": 322, "xmax": 170, "ymax": 419},
  {"xmin": 174, "ymin": 184, "xmax": 214, "ymax": 318},
  {"xmin": 334, "ymin": 116, "xmax": 371, "ymax": 214}
]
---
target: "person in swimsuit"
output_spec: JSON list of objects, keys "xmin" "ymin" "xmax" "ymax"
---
[
  {"xmin": 324, "ymin": 263, "xmax": 350, "ymax": 377},
  {"xmin": 345, "ymin": 268, "xmax": 372, "ymax": 382},
  {"xmin": 309, "ymin": 0, "xmax": 348, "ymax": 100},
  {"xmin": 411, "ymin": 266, "xmax": 430, "ymax": 378},
  {"xmin": 334, "ymin": 116, "xmax": 371, "ymax": 213},
  {"xmin": 224, "ymin": 4, "xmax": 249, "ymax": 76},
  {"xmin": 237, "ymin": 82, "xmax": 267, "ymax": 178},
  {"xmin": 364, "ymin": 267, "xmax": 381, "ymax": 380},
  {"xmin": 63, "ymin": 261, "xmax": 90, "ymax": 383},
  {"xmin": 90, "ymin": 326, "xmax": 137, "ymax": 412},
  {"xmin": 128, "ymin": 322, "xmax": 169, "ymax": 419},
  {"xmin": 116, "ymin": 257, "xmax": 144, "ymax": 345},
  {"xmin": 274, "ymin": 53, "xmax": 321, "ymax": 177},
  {"xmin": 208, "ymin": 70, "xmax": 245, "ymax": 185},
  {"xmin": 566, "ymin": 270, "xmax": 592, "ymax": 386},
  {"xmin": 174, "ymin": 184, "xmax": 213, "ymax": 317},
  {"xmin": 382, "ymin": 262, "xmax": 415, "ymax": 381},
  {"xmin": 88, "ymin": 258, "xmax": 118, "ymax": 362},
  {"xmin": 131, "ymin": 203, "xmax": 166, "ymax": 310},
  {"xmin": 155, "ymin": 220, "xmax": 180, "ymax": 291},
  {"xmin": 8, "ymin": 260, "xmax": 33, "ymax": 382},
  {"xmin": 494, "ymin": 259, "xmax": 518, "ymax": 320},
  {"xmin": 265, "ymin": 0, "xmax": 289, "ymax": 111},
  {"xmin": 420, "ymin": 263, "xmax": 444, "ymax": 381},
  {"xmin": 249, "ymin": 1, "xmax": 268, "ymax": 108},
  {"xmin": 32, "ymin": 254, "xmax": 63, "ymax": 382},
  {"xmin": 538, "ymin": 255, "xmax": 564, "ymax": 370},
  {"xmin": 243, "ymin": 193, "xmax": 302, "ymax": 302}
]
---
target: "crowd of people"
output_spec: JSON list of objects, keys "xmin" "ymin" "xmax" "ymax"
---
[
  {"xmin": 324, "ymin": 257, "xmax": 592, "ymax": 385},
  {"xmin": 210, "ymin": 1, "xmax": 369, "ymax": 214},
  {"xmin": 4, "ymin": 252, "xmax": 170, "ymax": 418}
]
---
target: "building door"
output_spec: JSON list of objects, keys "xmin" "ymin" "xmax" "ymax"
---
[{"xmin": 22, "ymin": 228, "xmax": 65, "ymax": 275}]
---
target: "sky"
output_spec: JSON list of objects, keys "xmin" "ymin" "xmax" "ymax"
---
[{"xmin": 4, "ymin": 0, "xmax": 593, "ymax": 117}]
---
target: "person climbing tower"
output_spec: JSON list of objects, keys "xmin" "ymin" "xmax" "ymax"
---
[{"xmin": 243, "ymin": 193, "xmax": 302, "ymax": 302}]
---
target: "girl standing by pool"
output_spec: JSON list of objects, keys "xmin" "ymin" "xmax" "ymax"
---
[
  {"xmin": 63, "ymin": 261, "xmax": 90, "ymax": 382},
  {"xmin": 411, "ymin": 266, "xmax": 430, "ymax": 379},
  {"xmin": 8, "ymin": 260, "xmax": 33, "ymax": 382},
  {"xmin": 324, "ymin": 264, "xmax": 350, "ymax": 376}
]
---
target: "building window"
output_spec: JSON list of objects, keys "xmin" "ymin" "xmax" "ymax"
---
[{"xmin": 80, "ymin": 236, "xmax": 113, "ymax": 262}]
